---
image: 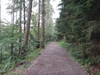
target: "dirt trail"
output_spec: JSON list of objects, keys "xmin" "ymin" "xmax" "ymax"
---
[{"xmin": 22, "ymin": 42, "xmax": 88, "ymax": 75}]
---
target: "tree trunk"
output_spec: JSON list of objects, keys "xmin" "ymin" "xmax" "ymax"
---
[
  {"xmin": 63, "ymin": 35, "xmax": 66, "ymax": 42},
  {"xmin": 41, "ymin": 0, "xmax": 45, "ymax": 48},
  {"xmin": 16, "ymin": 11, "xmax": 18, "ymax": 21},
  {"xmin": 23, "ymin": 0, "xmax": 26, "ymax": 33},
  {"xmin": 0, "ymin": 0, "xmax": 2, "ymax": 63},
  {"xmin": 19, "ymin": 0, "xmax": 22, "ymax": 54},
  {"xmin": 0, "ymin": 0, "xmax": 1, "ymax": 34},
  {"xmin": 23, "ymin": 0, "xmax": 33, "ymax": 54},
  {"xmin": 11, "ymin": 2, "xmax": 14, "ymax": 56},
  {"xmin": 38, "ymin": 0, "xmax": 41, "ymax": 41}
]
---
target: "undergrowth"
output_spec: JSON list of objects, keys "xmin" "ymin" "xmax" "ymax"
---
[
  {"xmin": 3, "ymin": 42, "xmax": 50, "ymax": 75},
  {"xmin": 3, "ymin": 48, "xmax": 42, "ymax": 75}
]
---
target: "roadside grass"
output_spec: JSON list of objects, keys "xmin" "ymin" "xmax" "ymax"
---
[
  {"xmin": 4, "ymin": 72, "xmax": 21, "ymax": 75},
  {"xmin": 58, "ymin": 41, "xmax": 100, "ymax": 75},
  {"xmin": 58, "ymin": 42, "xmax": 72, "ymax": 49}
]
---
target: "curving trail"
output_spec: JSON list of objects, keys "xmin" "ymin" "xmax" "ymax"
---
[{"xmin": 22, "ymin": 42, "xmax": 88, "ymax": 75}]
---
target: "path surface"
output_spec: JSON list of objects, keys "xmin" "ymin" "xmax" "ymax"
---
[{"xmin": 22, "ymin": 42, "xmax": 88, "ymax": 75}]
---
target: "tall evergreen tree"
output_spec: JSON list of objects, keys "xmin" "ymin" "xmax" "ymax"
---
[
  {"xmin": 37, "ymin": 0, "xmax": 41, "ymax": 41},
  {"xmin": 0, "ymin": 0, "xmax": 1, "ymax": 34},
  {"xmin": 23, "ymin": 0, "xmax": 26, "ymax": 33},
  {"xmin": 41, "ymin": 0, "xmax": 45, "ymax": 48},
  {"xmin": 23, "ymin": 0, "xmax": 33, "ymax": 54},
  {"xmin": 19, "ymin": 0, "xmax": 22, "ymax": 54},
  {"xmin": 11, "ymin": 0, "xmax": 15, "ymax": 56},
  {"xmin": 0, "ymin": 0, "xmax": 2, "ymax": 62}
]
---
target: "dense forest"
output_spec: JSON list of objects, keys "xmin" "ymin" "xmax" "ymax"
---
[
  {"xmin": 0, "ymin": 0, "xmax": 55, "ymax": 74},
  {"xmin": 56, "ymin": 0, "xmax": 100, "ymax": 74},
  {"xmin": 0, "ymin": 0, "xmax": 100, "ymax": 75}
]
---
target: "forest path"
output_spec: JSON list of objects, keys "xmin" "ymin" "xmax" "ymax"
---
[{"xmin": 22, "ymin": 42, "xmax": 88, "ymax": 75}]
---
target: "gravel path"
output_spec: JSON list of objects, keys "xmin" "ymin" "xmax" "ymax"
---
[{"xmin": 22, "ymin": 42, "xmax": 88, "ymax": 75}]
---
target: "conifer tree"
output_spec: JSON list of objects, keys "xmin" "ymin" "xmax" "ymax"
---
[
  {"xmin": 41, "ymin": 0, "xmax": 45, "ymax": 48},
  {"xmin": 23, "ymin": 0, "xmax": 33, "ymax": 54}
]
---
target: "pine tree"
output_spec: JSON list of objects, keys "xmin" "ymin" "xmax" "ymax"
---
[
  {"xmin": 37, "ymin": 0, "xmax": 41, "ymax": 41},
  {"xmin": 19, "ymin": 0, "xmax": 22, "ymax": 54},
  {"xmin": 41, "ymin": 0, "xmax": 45, "ymax": 48},
  {"xmin": 0, "ymin": 0, "xmax": 2, "ymax": 63},
  {"xmin": 23, "ymin": 0, "xmax": 26, "ymax": 33},
  {"xmin": 23, "ymin": 0, "xmax": 33, "ymax": 54}
]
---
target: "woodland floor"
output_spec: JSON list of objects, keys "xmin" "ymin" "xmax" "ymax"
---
[{"xmin": 22, "ymin": 42, "xmax": 88, "ymax": 75}]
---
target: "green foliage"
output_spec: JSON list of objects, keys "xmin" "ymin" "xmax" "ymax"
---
[
  {"xmin": 0, "ymin": 22, "xmax": 41, "ymax": 74},
  {"xmin": 58, "ymin": 42, "xmax": 70, "ymax": 48},
  {"xmin": 0, "ymin": 0, "xmax": 55, "ymax": 74},
  {"xmin": 0, "ymin": 24, "xmax": 21, "ymax": 73},
  {"xmin": 3, "ymin": 48, "xmax": 42, "ymax": 75},
  {"xmin": 0, "ymin": 6, "xmax": 55, "ymax": 73},
  {"xmin": 56, "ymin": 0, "xmax": 100, "ymax": 68},
  {"xmin": 26, "ymin": 49, "xmax": 42, "ymax": 61}
]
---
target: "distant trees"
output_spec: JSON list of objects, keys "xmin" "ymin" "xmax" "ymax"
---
[{"xmin": 45, "ymin": 0, "xmax": 54, "ymax": 42}]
